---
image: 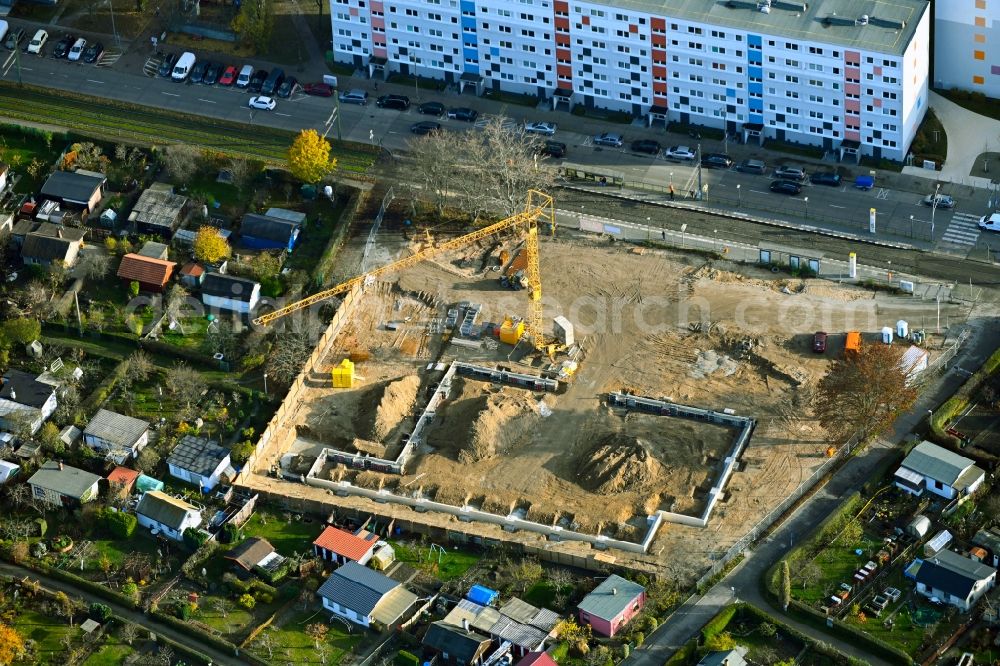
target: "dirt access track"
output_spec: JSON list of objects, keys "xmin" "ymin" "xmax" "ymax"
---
[{"xmin": 246, "ymin": 230, "xmax": 968, "ymax": 579}]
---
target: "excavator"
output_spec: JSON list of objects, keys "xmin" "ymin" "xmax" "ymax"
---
[{"xmin": 252, "ymin": 190, "xmax": 561, "ymax": 354}]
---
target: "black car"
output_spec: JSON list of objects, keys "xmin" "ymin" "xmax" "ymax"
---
[
  {"xmin": 81, "ymin": 41, "xmax": 104, "ymax": 63},
  {"xmin": 249, "ymin": 69, "xmax": 268, "ymax": 92},
  {"xmin": 158, "ymin": 52, "xmax": 178, "ymax": 78},
  {"xmin": 769, "ymin": 180, "xmax": 802, "ymax": 195},
  {"xmin": 418, "ymin": 101, "xmax": 445, "ymax": 116},
  {"xmin": 540, "ymin": 140, "xmax": 567, "ymax": 158},
  {"xmin": 52, "ymin": 34, "xmax": 75, "ymax": 59},
  {"xmin": 4, "ymin": 28, "xmax": 25, "ymax": 51},
  {"xmin": 630, "ymin": 139, "xmax": 661, "ymax": 155},
  {"xmin": 447, "ymin": 107, "xmax": 478, "ymax": 122},
  {"xmin": 276, "ymin": 76, "xmax": 297, "ymax": 98},
  {"xmin": 376, "ymin": 94, "xmax": 410, "ymax": 110},
  {"xmin": 810, "ymin": 171, "xmax": 842, "ymax": 186},
  {"xmin": 203, "ymin": 62, "xmax": 222, "ymax": 85},
  {"xmin": 189, "ymin": 60, "xmax": 209, "ymax": 84},
  {"xmin": 701, "ymin": 153, "xmax": 734, "ymax": 169},
  {"xmin": 410, "ymin": 121, "xmax": 442, "ymax": 135}
]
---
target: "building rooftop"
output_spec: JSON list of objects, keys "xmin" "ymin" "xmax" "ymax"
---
[
  {"xmin": 28, "ymin": 460, "xmax": 101, "ymax": 499},
  {"xmin": 21, "ymin": 234, "xmax": 77, "ymax": 262},
  {"xmin": 84, "ymin": 409, "xmax": 150, "ymax": 448},
  {"xmin": 915, "ymin": 549, "xmax": 996, "ymax": 599},
  {"xmin": 117, "ymin": 253, "xmax": 177, "ymax": 287},
  {"xmin": 578, "ymin": 574, "xmax": 646, "ymax": 621},
  {"xmin": 614, "ymin": 0, "xmax": 924, "ymax": 56},
  {"xmin": 202, "ymin": 273, "xmax": 259, "ymax": 302},
  {"xmin": 136, "ymin": 490, "xmax": 200, "ymax": 531},
  {"xmin": 137, "ymin": 241, "xmax": 170, "ymax": 259},
  {"xmin": 225, "ymin": 537, "xmax": 277, "ymax": 571},
  {"xmin": 40, "ymin": 170, "xmax": 105, "ymax": 204},
  {"xmin": 240, "ymin": 213, "xmax": 301, "ymax": 243},
  {"xmin": 424, "ymin": 621, "xmax": 492, "ymax": 663},
  {"xmin": 106, "ymin": 466, "xmax": 141, "ymax": 489},
  {"xmin": 901, "ymin": 441, "xmax": 977, "ymax": 487},
  {"xmin": 1, "ymin": 370, "xmax": 54, "ymax": 408},
  {"xmin": 313, "ymin": 526, "xmax": 380, "ymax": 561},
  {"xmin": 317, "ymin": 561, "xmax": 401, "ymax": 616},
  {"xmin": 129, "ymin": 187, "xmax": 187, "ymax": 230},
  {"xmin": 166, "ymin": 435, "xmax": 230, "ymax": 477}
]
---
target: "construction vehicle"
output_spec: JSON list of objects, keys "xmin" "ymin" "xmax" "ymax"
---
[{"xmin": 252, "ymin": 190, "xmax": 559, "ymax": 353}]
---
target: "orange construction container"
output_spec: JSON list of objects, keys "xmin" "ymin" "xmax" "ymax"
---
[{"xmin": 845, "ymin": 331, "xmax": 862, "ymax": 355}]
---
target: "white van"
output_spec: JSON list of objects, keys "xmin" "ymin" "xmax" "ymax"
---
[
  {"xmin": 171, "ymin": 51, "xmax": 196, "ymax": 81},
  {"xmin": 27, "ymin": 29, "xmax": 47, "ymax": 55},
  {"xmin": 0, "ymin": 21, "xmax": 10, "ymax": 46},
  {"xmin": 235, "ymin": 64, "xmax": 254, "ymax": 88}
]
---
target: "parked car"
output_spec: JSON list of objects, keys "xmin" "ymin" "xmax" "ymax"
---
[
  {"xmin": 630, "ymin": 139, "xmax": 661, "ymax": 155},
  {"xmin": 66, "ymin": 37, "xmax": 86, "ymax": 61},
  {"xmin": 810, "ymin": 171, "xmax": 842, "ymax": 186},
  {"xmin": 774, "ymin": 166, "xmax": 807, "ymax": 182},
  {"xmin": 302, "ymin": 82, "xmax": 333, "ymax": 97},
  {"xmin": 261, "ymin": 67, "xmax": 285, "ymax": 96},
  {"xmin": 769, "ymin": 180, "xmax": 802, "ymax": 195},
  {"xmin": 189, "ymin": 60, "xmax": 209, "ymax": 84},
  {"xmin": 338, "ymin": 88, "xmax": 368, "ymax": 105},
  {"xmin": 5, "ymin": 28, "xmax": 25, "ymax": 51},
  {"xmin": 539, "ymin": 140, "xmax": 567, "ymax": 158},
  {"xmin": 410, "ymin": 121, "xmax": 442, "ymax": 135},
  {"xmin": 812, "ymin": 331, "xmax": 827, "ymax": 353},
  {"xmin": 735, "ymin": 159, "xmax": 766, "ymax": 174},
  {"xmin": 593, "ymin": 132, "xmax": 624, "ymax": 147},
  {"xmin": 158, "ymin": 52, "xmax": 178, "ymax": 78},
  {"xmin": 26, "ymin": 29, "xmax": 48, "ymax": 55},
  {"xmin": 524, "ymin": 121, "xmax": 557, "ymax": 136},
  {"xmin": 418, "ymin": 101, "xmax": 445, "ymax": 116},
  {"xmin": 218, "ymin": 65, "xmax": 237, "ymax": 86},
  {"xmin": 701, "ymin": 153, "xmax": 733, "ymax": 169},
  {"xmin": 52, "ymin": 33, "xmax": 75, "ymax": 59},
  {"xmin": 248, "ymin": 69, "xmax": 268, "ymax": 92},
  {"xmin": 235, "ymin": 64, "xmax": 254, "ymax": 88},
  {"xmin": 922, "ymin": 193, "xmax": 954, "ymax": 208},
  {"xmin": 665, "ymin": 145, "xmax": 696, "ymax": 160},
  {"xmin": 276, "ymin": 76, "xmax": 297, "ymax": 98},
  {"xmin": 248, "ymin": 95, "xmax": 276, "ymax": 111},
  {"xmin": 82, "ymin": 41, "xmax": 104, "ymax": 63},
  {"xmin": 203, "ymin": 62, "xmax": 222, "ymax": 85},
  {"xmin": 979, "ymin": 213, "xmax": 1000, "ymax": 232},
  {"xmin": 375, "ymin": 94, "xmax": 410, "ymax": 110},
  {"xmin": 447, "ymin": 107, "xmax": 478, "ymax": 121},
  {"xmin": 854, "ymin": 175, "xmax": 875, "ymax": 190}
]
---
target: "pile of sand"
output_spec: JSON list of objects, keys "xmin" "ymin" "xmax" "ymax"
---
[
  {"xmin": 460, "ymin": 391, "xmax": 536, "ymax": 463},
  {"xmin": 691, "ymin": 349, "xmax": 740, "ymax": 379},
  {"xmin": 577, "ymin": 433, "xmax": 665, "ymax": 494},
  {"xmin": 372, "ymin": 375, "xmax": 420, "ymax": 440},
  {"xmin": 349, "ymin": 438, "xmax": 387, "ymax": 457}
]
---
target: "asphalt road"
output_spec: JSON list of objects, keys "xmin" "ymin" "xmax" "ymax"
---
[
  {"xmin": 0, "ymin": 561, "xmax": 243, "ymax": 665},
  {"xmin": 628, "ymin": 310, "xmax": 1000, "ymax": 666},
  {"xmin": 1, "ymin": 26, "xmax": 997, "ymax": 257}
]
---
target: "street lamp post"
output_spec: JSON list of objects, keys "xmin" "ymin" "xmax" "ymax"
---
[
  {"xmin": 696, "ymin": 144, "xmax": 703, "ymax": 200},
  {"xmin": 803, "ymin": 196, "xmax": 809, "ymax": 219},
  {"xmin": 669, "ymin": 172, "xmax": 674, "ymax": 189},
  {"xmin": 263, "ymin": 372, "xmax": 268, "ymax": 395},
  {"xmin": 736, "ymin": 183, "xmax": 741, "ymax": 208},
  {"xmin": 109, "ymin": 0, "xmax": 120, "ymax": 47},
  {"xmin": 722, "ymin": 111, "xmax": 728, "ymax": 156},
  {"xmin": 910, "ymin": 214, "xmax": 915, "ymax": 238},
  {"xmin": 930, "ymin": 182, "xmax": 941, "ymax": 239},
  {"xmin": 680, "ymin": 223, "xmax": 687, "ymax": 248},
  {"xmin": 646, "ymin": 216, "xmax": 651, "ymax": 242}
]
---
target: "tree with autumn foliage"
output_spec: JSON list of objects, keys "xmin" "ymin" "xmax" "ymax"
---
[
  {"xmin": 287, "ymin": 129, "xmax": 337, "ymax": 184},
  {"xmin": 193, "ymin": 226, "xmax": 231, "ymax": 264},
  {"xmin": 0, "ymin": 621, "xmax": 26, "ymax": 664},
  {"xmin": 815, "ymin": 342, "xmax": 918, "ymax": 444}
]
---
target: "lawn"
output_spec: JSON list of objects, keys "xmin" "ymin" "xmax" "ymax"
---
[
  {"xmin": 262, "ymin": 608, "xmax": 365, "ymax": 665},
  {"xmin": 13, "ymin": 609, "xmax": 77, "ymax": 665},
  {"xmin": 159, "ymin": 316, "xmax": 211, "ymax": 351},
  {"xmin": 83, "ymin": 636, "xmax": 135, "ymax": 665},
  {"xmin": 86, "ymin": 533, "xmax": 164, "ymax": 570},
  {"xmin": 791, "ymin": 534, "xmax": 884, "ymax": 605},
  {"xmin": 242, "ymin": 512, "xmax": 320, "ymax": 557},
  {"xmin": 0, "ymin": 125, "xmax": 63, "ymax": 194},
  {"xmin": 523, "ymin": 581, "xmax": 573, "ymax": 611},
  {"xmin": 284, "ymin": 197, "xmax": 348, "ymax": 273},
  {"xmin": 182, "ymin": 172, "xmax": 245, "ymax": 213},
  {"xmin": 390, "ymin": 540, "xmax": 481, "ymax": 582},
  {"xmin": 196, "ymin": 601, "xmax": 257, "ymax": 638}
]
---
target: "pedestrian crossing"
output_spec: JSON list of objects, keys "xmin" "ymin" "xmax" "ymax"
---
[{"xmin": 940, "ymin": 212, "xmax": 982, "ymax": 247}]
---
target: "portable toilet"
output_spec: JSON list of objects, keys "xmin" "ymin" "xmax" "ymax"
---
[
  {"xmin": 331, "ymin": 358, "xmax": 355, "ymax": 388},
  {"xmin": 897, "ymin": 320, "xmax": 909, "ymax": 339},
  {"xmin": 499, "ymin": 318, "xmax": 525, "ymax": 345},
  {"xmin": 845, "ymin": 331, "xmax": 862, "ymax": 355},
  {"xmin": 881, "ymin": 327, "xmax": 893, "ymax": 344}
]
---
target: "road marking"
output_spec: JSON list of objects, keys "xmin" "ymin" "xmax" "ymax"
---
[
  {"xmin": 274, "ymin": 112, "xmax": 291, "ymax": 117},
  {"xmin": 197, "ymin": 98, "xmax": 216, "ymax": 104},
  {"xmin": 86, "ymin": 79, "xmax": 104, "ymax": 84},
  {"xmin": 829, "ymin": 204, "xmax": 846, "ymax": 209},
  {"xmin": 940, "ymin": 212, "xmax": 983, "ymax": 247},
  {"xmin": 749, "ymin": 189, "xmax": 768, "ymax": 195},
  {"xmin": 161, "ymin": 92, "xmax": 179, "ymax": 97}
]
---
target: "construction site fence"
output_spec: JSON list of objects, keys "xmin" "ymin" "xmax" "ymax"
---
[
  {"xmin": 243, "ymin": 486, "xmax": 660, "ymax": 576},
  {"xmin": 561, "ymin": 175, "xmax": 935, "ymax": 242},
  {"xmin": 235, "ymin": 284, "xmax": 363, "ymax": 486},
  {"xmin": 694, "ymin": 432, "xmax": 860, "ymax": 591}
]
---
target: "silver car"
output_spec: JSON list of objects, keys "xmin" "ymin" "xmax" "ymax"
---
[
  {"xmin": 593, "ymin": 132, "xmax": 624, "ymax": 147},
  {"xmin": 922, "ymin": 194, "xmax": 954, "ymax": 208},
  {"xmin": 524, "ymin": 121, "xmax": 557, "ymax": 136}
]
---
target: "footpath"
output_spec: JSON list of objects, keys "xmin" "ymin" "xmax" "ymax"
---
[
  {"xmin": 627, "ymin": 306, "xmax": 1000, "ymax": 666},
  {"xmin": 0, "ymin": 561, "xmax": 243, "ymax": 666}
]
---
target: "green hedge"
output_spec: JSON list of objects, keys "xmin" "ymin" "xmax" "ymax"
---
[
  {"xmin": 149, "ymin": 608, "xmax": 274, "ymax": 665},
  {"xmin": 31, "ymin": 562, "xmax": 139, "ymax": 610},
  {"xmin": 701, "ymin": 605, "xmax": 737, "ymax": 641},
  {"xmin": 395, "ymin": 650, "xmax": 420, "ymax": 666},
  {"xmin": 929, "ymin": 345, "xmax": 1000, "ymax": 448},
  {"xmin": 787, "ymin": 599, "xmax": 913, "ymax": 665}
]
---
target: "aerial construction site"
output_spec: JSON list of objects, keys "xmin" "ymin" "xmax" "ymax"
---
[{"xmin": 245, "ymin": 193, "xmax": 966, "ymax": 578}]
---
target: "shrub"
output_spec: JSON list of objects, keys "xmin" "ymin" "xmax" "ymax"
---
[
  {"xmin": 633, "ymin": 631, "xmax": 645, "ymax": 646},
  {"xmin": 221, "ymin": 522, "xmax": 244, "ymax": 544},
  {"xmin": 122, "ymin": 581, "xmax": 140, "ymax": 604},
  {"xmin": 34, "ymin": 518, "xmax": 47, "ymax": 537},
  {"xmin": 183, "ymin": 527, "xmax": 209, "ymax": 551},
  {"xmin": 395, "ymin": 650, "xmax": 420, "ymax": 666},
  {"xmin": 100, "ymin": 509, "xmax": 137, "ymax": 539},
  {"xmin": 30, "ymin": 542, "xmax": 47, "ymax": 559},
  {"xmin": 701, "ymin": 605, "xmax": 737, "ymax": 641},
  {"xmin": 239, "ymin": 593, "xmax": 256, "ymax": 609},
  {"xmin": 177, "ymin": 601, "xmax": 192, "ymax": 620},
  {"xmin": 230, "ymin": 441, "xmax": 255, "ymax": 465},
  {"xmin": 89, "ymin": 602, "xmax": 113, "ymax": 623}
]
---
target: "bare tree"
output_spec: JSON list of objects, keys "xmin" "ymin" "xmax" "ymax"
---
[
  {"xmin": 815, "ymin": 344, "xmax": 918, "ymax": 444},
  {"xmin": 78, "ymin": 252, "xmax": 111, "ymax": 281},
  {"xmin": 120, "ymin": 623, "xmax": 138, "ymax": 646},
  {"xmin": 126, "ymin": 351, "xmax": 155, "ymax": 384},
  {"xmin": 255, "ymin": 627, "xmax": 276, "ymax": 659},
  {"xmin": 305, "ymin": 622, "xmax": 329, "ymax": 648},
  {"xmin": 797, "ymin": 560, "xmax": 823, "ymax": 590},
  {"xmin": 164, "ymin": 284, "xmax": 192, "ymax": 333},
  {"xmin": 157, "ymin": 644, "xmax": 174, "ymax": 666},
  {"xmin": 6, "ymin": 483, "xmax": 30, "ymax": 511},
  {"xmin": 264, "ymin": 319, "xmax": 322, "ymax": 386},
  {"xmin": 162, "ymin": 144, "xmax": 201, "ymax": 183},
  {"xmin": 134, "ymin": 447, "xmax": 161, "ymax": 475},
  {"xmin": 404, "ymin": 129, "xmax": 466, "ymax": 216},
  {"xmin": 227, "ymin": 157, "xmax": 263, "ymax": 196},
  {"xmin": 165, "ymin": 363, "xmax": 206, "ymax": 407},
  {"xmin": 212, "ymin": 596, "xmax": 230, "ymax": 619}
]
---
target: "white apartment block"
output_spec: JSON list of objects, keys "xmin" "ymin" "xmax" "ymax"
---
[
  {"xmin": 935, "ymin": 0, "xmax": 1000, "ymax": 98},
  {"xmin": 331, "ymin": 0, "xmax": 930, "ymax": 161}
]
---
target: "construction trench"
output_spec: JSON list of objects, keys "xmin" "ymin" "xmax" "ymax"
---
[{"xmin": 243, "ymin": 229, "xmax": 968, "ymax": 578}]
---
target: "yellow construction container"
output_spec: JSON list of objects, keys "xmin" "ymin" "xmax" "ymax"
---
[
  {"xmin": 331, "ymin": 359, "xmax": 355, "ymax": 388},
  {"xmin": 499, "ymin": 318, "xmax": 526, "ymax": 345}
]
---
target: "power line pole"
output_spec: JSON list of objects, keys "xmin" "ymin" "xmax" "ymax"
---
[{"xmin": 696, "ymin": 143, "xmax": 703, "ymax": 200}]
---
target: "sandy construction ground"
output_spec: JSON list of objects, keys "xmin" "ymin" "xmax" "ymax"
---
[{"xmin": 265, "ymin": 231, "xmax": 968, "ymax": 578}]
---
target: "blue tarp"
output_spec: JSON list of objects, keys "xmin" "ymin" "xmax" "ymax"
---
[
  {"xmin": 136, "ymin": 474, "xmax": 164, "ymax": 493},
  {"xmin": 467, "ymin": 584, "xmax": 499, "ymax": 606}
]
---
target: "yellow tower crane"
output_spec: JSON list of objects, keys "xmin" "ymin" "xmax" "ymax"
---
[{"xmin": 252, "ymin": 190, "xmax": 556, "ymax": 351}]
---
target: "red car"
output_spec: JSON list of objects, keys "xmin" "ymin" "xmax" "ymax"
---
[
  {"xmin": 218, "ymin": 65, "xmax": 237, "ymax": 86},
  {"xmin": 302, "ymin": 82, "xmax": 334, "ymax": 97},
  {"xmin": 813, "ymin": 331, "xmax": 828, "ymax": 353}
]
